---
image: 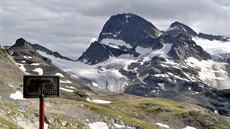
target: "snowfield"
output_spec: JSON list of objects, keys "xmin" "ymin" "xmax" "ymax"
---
[
  {"xmin": 37, "ymin": 37, "xmax": 230, "ymax": 92},
  {"xmin": 193, "ymin": 37, "xmax": 230, "ymax": 56},
  {"xmin": 37, "ymin": 50, "xmax": 129, "ymax": 93},
  {"xmin": 186, "ymin": 57, "xmax": 230, "ymax": 89},
  {"xmin": 37, "ymin": 43, "xmax": 173, "ymax": 93}
]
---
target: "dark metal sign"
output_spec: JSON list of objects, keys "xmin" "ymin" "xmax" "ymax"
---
[{"xmin": 23, "ymin": 75, "xmax": 59, "ymax": 98}]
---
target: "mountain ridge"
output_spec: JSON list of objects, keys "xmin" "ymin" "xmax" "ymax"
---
[
  {"xmin": 32, "ymin": 43, "xmax": 74, "ymax": 61},
  {"xmin": 75, "ymin": 13, "xmax": 230, "ymax": 116}
]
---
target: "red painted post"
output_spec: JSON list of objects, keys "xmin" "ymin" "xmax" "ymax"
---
[{"xmin": 39, "ymin": 94, "xmax": 44, "ymax": 129}]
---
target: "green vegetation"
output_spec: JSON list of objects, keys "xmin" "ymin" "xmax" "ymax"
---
[
  {"xmin": 79, "ymin": 93, "xmax": 230, "ymax": 129},
  {"xmin": 0, "ymin": 116, "xmax": 23, "ymax": 129},
  {"xmin": 0, "ymin": 93, "xmax": 230, "ymax": 129}
]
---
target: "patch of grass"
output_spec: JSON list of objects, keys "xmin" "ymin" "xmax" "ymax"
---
[
  {"xmin": 83, "ymin": 102, "xmax": 159, "ymax": 129},
  {"xmin": 47, "ymin": 112, "xmax": 85, "ymax": 129},
  {"xmin": 0, "ymin": 116, "xmax": 22, "ymax": 129}
]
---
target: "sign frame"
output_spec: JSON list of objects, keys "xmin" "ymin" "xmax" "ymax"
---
[{"xmin": 23, "ymin": 75, "xmax": 60, "ymax": 98}]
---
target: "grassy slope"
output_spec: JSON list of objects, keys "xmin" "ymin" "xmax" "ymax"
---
[
  {"xmin": 84, "ymin": 93, "xmax": 230, "ymax": 129},
  {"xmin": 0, "ymin": 92, "xmax": 230, "ymax": 129}
]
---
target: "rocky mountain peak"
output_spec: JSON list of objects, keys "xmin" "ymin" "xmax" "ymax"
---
[
  {"xmin": 9, "ymin": 38, "xmax": 52, "ymax": 65},
  {"xmin": 78, "ymin": 41, "xmax": 132, "ymax": 65},
  {"xmin": 13, "ymin": 38, "xmax": 30, "ymax": 47},
  {"xmin": 167, "ymin": 34, "xmax": 211, "ymax": 61},
  {"xmin": 10, "ymin": 38, "xmax": 34, "ymax": 52},
  {"xmin": 98, "ymin": 13, "xmax": 162, "ymax": 47},
  {"xmin": 167, "ymin": 21, "xmax": 197, "ymax": 37}
]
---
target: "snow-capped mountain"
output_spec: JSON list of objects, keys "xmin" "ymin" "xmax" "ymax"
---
[
  {"xmin": 76, "ymin": 13, "xmax": 230, "ymax": 115},
  {"xmin": 28, "ymin": 13, "xmax": 230, "ymax": 116}
]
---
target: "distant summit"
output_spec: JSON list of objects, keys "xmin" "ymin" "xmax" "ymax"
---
[
  {"xmin": 10, "ymin": 38, "xmax": 35, "ymax": 51},
  {"xmin": 79, "ymin": 13, "xmax": 210, "ymax": 65},
  {"xmin": 9, "ymin": 38, "xmax": 52, "ymax": 65},
  {"xmin": 166, "ymin": 21, "xmax": 197, "ymax": 37},
  {"xmin": 98, "ymin": 13, "xmax": 162, "ymax": 47}
]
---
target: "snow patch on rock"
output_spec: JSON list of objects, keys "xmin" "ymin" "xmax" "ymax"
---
[
  {"xmin": 92, "ymin": 82, "xmax": 98, "ymax": 87},
  {"xmin": 17, "ymin": 63, "xmax": 26, "ymax": 72},
  {"xmin": 183, "ymin": 126, "xmax": 196, "ymax": 129},
  {"xmin": 10, "ymin": 91, "xmax": 24, "ymax": 100},
  {"xmin": 33, "ymin": 68, "xmax": 43, "ymax": 75},
  {"xmin": 60, "ymin": 87, "xmax": 74, "ymax": 93},
  {"xmin": 155, "ymin": 123, "xmax": 170, "ymax": 128},
  {"xmin": 136, "ymin": 43, "xmax": 172, "ymax": 60},
  {"xmin": 114, "ymin": 123, "xmax": 125, "ymax": 128},
  {"xmin": 23, "ymin": 56, "xmax": 32, "ymax": 59},
  {"xmin": 55, "ymin": 73, "xmax": 64, "ymax": 77},
  {"xmin": 86, "ymin": 98, "xmax": 111, "ymax": 104},
  {"xmin": 60, "ymin": 80, "xmax": 72, "ymax": 84},
  {"xmin": 101, "ymin": 38, "xmax": 132, "ymax": 49},
  {"xmin": 88, "ymin": 122, "xmax": 109, "ymax": 129},
  {"xmin": 31, "ymin": 63, "xmax": 40, "ymax": 66}
]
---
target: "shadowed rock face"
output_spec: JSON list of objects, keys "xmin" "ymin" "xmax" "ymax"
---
[
  {"xmin": 98, "ymin": 13, "xmax": 162, "ymax": 48},
  {"xmin": 78, "ymin": 41, "xmax": 111, "ymax": 65},
  {"xmin": 167, "ymin": 34, "xmax": 211, "ymax": 61},
  {"xmin": 166, "ymin": 21, "xmax": 198, "ymax": 37}
]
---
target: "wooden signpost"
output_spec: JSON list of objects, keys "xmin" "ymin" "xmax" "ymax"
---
[{"xmin": 23, "ymin": 76, "xmax": 59, "ymax": 129}]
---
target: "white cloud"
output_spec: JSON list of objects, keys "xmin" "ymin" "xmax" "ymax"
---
[
  {"xmin": 90, "ymin": 37, "xmax": 97, "ymax": 43},
  {"xmin": 0, "ymin": 0, "xmax": 229, "ymax": 59}
]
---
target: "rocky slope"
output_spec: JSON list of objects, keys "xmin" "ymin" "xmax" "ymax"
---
[
  {"xmin": 0, "ymin": 44, "xmax": 23, "ymax": 100},
  {"xmin": 8, "ymin": 38, "xmax": 91, "ymax": 99}
]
